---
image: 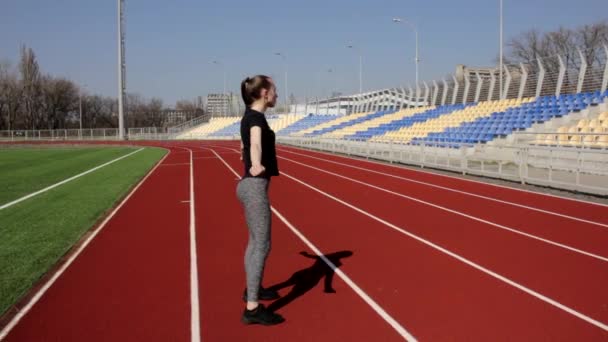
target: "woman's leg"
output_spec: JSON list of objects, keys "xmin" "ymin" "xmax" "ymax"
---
[{"xmin": 237, "ymin": 178, "xmax": 271, "ymax": 303}]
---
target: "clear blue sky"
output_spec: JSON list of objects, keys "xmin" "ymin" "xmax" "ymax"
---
[{"xmin": 1, "ymin": 0, "xmax": 606, "ymax": 106}]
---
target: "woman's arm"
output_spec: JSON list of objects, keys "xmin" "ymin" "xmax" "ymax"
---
[
  {"xmin": 240, "ymin": 141, "xmax": 244, "ymax": 161},
  {"xmin": 249, "ymin": 126, "xmax": 265, "ymax": 176}
]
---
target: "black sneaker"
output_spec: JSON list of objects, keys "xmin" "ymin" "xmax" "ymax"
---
[
  {"xmin": 242, "ymin": 287, "xmax": 280, "ymax": 302},
  {"xmin": 241, "ymin": 304, "xmax": 285, "ymax": 325}
]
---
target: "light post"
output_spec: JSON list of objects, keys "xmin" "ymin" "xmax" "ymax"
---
[
  {"xmin": 393, "ymin": 18, "xmax": 419, "ymax": 104},
  {"xmin": 347, "ymin": 45, "xmax": 363, "ymax": 93},
  {"xmin": 499, "ymin": 0, "xmax": 504, "ymax": 98},
  {"xmin": 274, "ymin": 52, "xmax": 288, "ymax": 113}
]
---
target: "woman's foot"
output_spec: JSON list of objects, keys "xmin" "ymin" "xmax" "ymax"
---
[{"xmin": 241, "ymin": 304, "xmax": 285, "ymax": 325}]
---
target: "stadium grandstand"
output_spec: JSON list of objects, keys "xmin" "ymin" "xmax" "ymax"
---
[{"xmin": 162, "ymin": 45, "xmax": 608, "ymax": 195}]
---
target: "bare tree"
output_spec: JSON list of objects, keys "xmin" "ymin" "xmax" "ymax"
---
[
  {"xmin": 175, "ymin": 99, "xmax": 204, "ymax": 121},
  {"xmin": 19, "ymin": 45, "xmax": 42, "ymax": 130},
  {"xmin": 576, "ymin": 20, "xmax": 608, "ymax": 67},
  {"xmin": 125, "ymin": 93, "xmax": 144, "ymax": 128},
  {"xmin": 505, "ymin": 29, "xmax": 545, "ymax": 65},
  {"xmin": 147, "ymin": 97, "xmax": 165, "ymax": 127},
  {"xmin": 0, "ymin": 62, "xmax": 22, "ymax": 131},
  {"xmin": 124, "ymin": 93, "xmax": 170, "ymax": 128},
  {"xmin": 3, "ymin": 44, "xmax": 273, "ymax": 132},
  {"xmin": 85, "ymin": 95, "xmax": 115, "ymax": 128},
  {"xmin": 40, "ymin": 76, "xmax": 78, "ymax": 129},
  {"xmin": 175, "ymin": 99, "xmax": 199, "ymax": 112},
  {"xmin": 0, "ymin": 61, "xmax": 10, "ymax": 130},
  {"xmin": 507, "ymin": 20, "xmax": 608, "ymax": 72}
]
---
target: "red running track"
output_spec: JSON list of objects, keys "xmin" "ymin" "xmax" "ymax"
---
[{"xmin": 1, "ymin": 140, "xmax": 607, "ymax": 341}]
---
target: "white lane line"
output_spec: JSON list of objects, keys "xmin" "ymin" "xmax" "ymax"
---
[
  {"xmin": 277, "ymin": 148, "xmax": 608, "ymax": 228},
  {"xmin": 209, "ymin": 148, "xmax": 417, "ymax": 342},
  {"xmin": 188, "ymin": 148, "xmax": 201, "ymax": 342},
  {"xmin": 1, "ymin": 148, "xmax": 144, "ymax": 210},
  {"xmin": 212, "ymin": 145, "xmax": 608, "ymax": 263},
  {"xmin": 276, "ymin": 145, "xmax": 608, "ymax": 208},
  {"xmin": 277, "ymin": 168, "xmax": 608, "ymax": 332},
  {"xmin": 279, "ymin": 155, "xmax": 608, "ymax": 263},
  {"xmin": 0, "ymin": 148, "xmax": 170, "ymax": 341}
]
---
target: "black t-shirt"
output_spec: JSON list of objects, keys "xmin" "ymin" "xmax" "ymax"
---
[{"xmin": 240, "ymin": 108, "xmax": 279, "ymax": 179}]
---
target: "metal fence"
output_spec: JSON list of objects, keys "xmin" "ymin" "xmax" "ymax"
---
[
  {"xmin": 167, "ymin": 114, "xmax": 211, "ymax": 135},
  {"xmin": 277, "ymin": 136, "xmax": 608, "ymax": 196},
  {"xmin": 0, "ymin": 127, "xmax": 172, "ymax": 142},
  {"xmin": 512, "ymin": 131, "xmax": 608, "ymax": 149},
  {"xmin": 127, "ymin": 127, "xmax": 170, "ymax": 140},
  {"xmin": 0, "ymin": 129, "xmax": 121, "ymax": 141},
  {"xmin": 311, "ymin": 45, "xmax": 608, "ymax": 114}
]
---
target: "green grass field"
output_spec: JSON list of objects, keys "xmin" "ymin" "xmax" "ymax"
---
[{"xmin": 0, "ymin": 145, "xmax": 166, "ymax": 317}]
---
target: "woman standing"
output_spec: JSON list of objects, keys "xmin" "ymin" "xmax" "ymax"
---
[{"xmin": 236, "ymin": 75, "xmax": 284, "ymax": 325}]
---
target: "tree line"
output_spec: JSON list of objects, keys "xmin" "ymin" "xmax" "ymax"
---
[
  {"xmin": 0, "ymin": 46, "xmax": 204, "ymax": 131},
  {"xmin": 506, "ymin": 20, "xmax": 608, "ymax": 72}
]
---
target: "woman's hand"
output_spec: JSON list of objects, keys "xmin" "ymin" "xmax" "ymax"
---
[{"xmin": 249, "ymin": 164, "xmax": 265, "ymax": 176}]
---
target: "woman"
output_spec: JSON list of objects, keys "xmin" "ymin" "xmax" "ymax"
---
[{"xmin": 236, "ymin": 75, "xmax": 285, "ymax": 325}]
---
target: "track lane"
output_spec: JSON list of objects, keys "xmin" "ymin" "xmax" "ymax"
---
[
  {"xmin": 193, "ymin": 146, "xmax": 406, "ymax": 341},
  {"xmin": 2, "ymin": 147, "xmax": 192, "ymax": 341},
  {"xmin": 276, "ymin": 145, "xmax": 608, "ymax": 225},
  {"xmin": 273, "ymin": 152, "xmax": 608, "ymax": 260},
  {"xmin": 214, "ymin": 146, "xmax": 608, "ymax": 341}
]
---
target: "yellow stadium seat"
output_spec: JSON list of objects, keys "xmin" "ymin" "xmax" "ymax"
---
[
  {"xmin": 596, "ymin": 135, "xmax": 608, "ymax": 148},
  {"xmin": 582, "ymin": 134, "xmax": 597, "ymax": 146},
  {"xmin": 544, "ymin": 134, "xmax": 558, "ymax": 145},
  {"xmin": 295, "ymin": 112, "xmax": 371, "ymax": 137},
  {"xmin": 557, "ymin": 129, "xmax": 569, "ymax": 144},
  {"xmin": 568, "ymin": 134, "xmax": 582, "ymax": 146},
  {"xmin": 588, "ymin": 119, "xmax": 600, "ymax": 129}
]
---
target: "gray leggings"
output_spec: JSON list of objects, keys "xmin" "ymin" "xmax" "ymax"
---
[{"xmin": 236, "ymin": 177, "xmax": 271, "ymax": 302}]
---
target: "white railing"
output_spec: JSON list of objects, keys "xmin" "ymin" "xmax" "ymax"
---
[
  {"xmin": 299, "ymin": 45, "xmax": 608, "ymax": 113},
  {"xmin": 0, "ymin": 129, "xmax": 121, "ymax": 141},
  {"xmin": 127, "ymin": 127, "xmax": 170, "ymax": 140},
  {"xmin": 277, "ymin": 136, "xmax": 608, "ymax": 196},
  {"xmin": 0, "ymin": 127, "xmax": 171, "ymax": 141},
  {"xmin": 167, "ymin": 114, "xmax": 211, "ymax": 135},
  {"xmin": 174, "ymin": 133, "xmax": 239, "ymax": 141}
]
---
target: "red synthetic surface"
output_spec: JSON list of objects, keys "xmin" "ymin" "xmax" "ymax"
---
[{"xmin": 1, "ymin": 140, "xmax": 607, "ymax": 341}]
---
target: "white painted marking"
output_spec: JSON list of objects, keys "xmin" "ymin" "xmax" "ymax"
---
[
  {"xmin": 277, "ymin": 148, "xmax": 608, "ymax": 229},
  {"xmin": 277, "ymin": 145, "xmax": 608, "ymax": 208},
  {"xmin": 0, "ymin": 148, "xmax": 169, "ymax": 341},
  {"xmin": 208, "ymin": 145, "xmax": 608, "ymax": 263},
  {"xmin": 210, "ymin": 148, "xmax": 417, "ymax": 341},
  {"xmin": 279, "ymin": 155, "xmax": 608, "ymax": 263},
  {"xmin": 188, "ymin": 148, "xmax": 201, "ymax": 342},
  {"xmin": 1, "ymin": 148, "xmax": 144, "ymax": 210},
  {"xmin": 277, "ymin": 168, "xmax": 608, "ymax": 332}
]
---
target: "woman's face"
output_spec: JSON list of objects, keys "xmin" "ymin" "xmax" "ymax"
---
[{"xmin": 265, "ymin": 79, "xmax": 278, "ymax": 108}]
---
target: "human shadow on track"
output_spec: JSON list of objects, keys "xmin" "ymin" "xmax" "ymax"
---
[{"xmin": 266, "ymin": 250, "xmax": 353, "ymax": 312}]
